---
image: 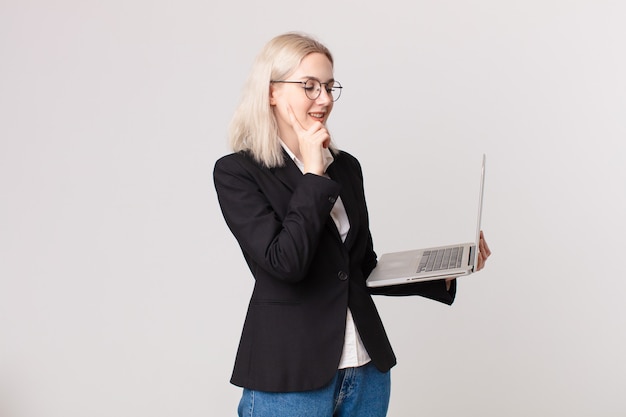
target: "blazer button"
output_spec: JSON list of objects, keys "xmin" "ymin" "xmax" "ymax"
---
[
  {"xmin": 328, "ymin": 196, "xmax": 337, "ymax": 204},
  {"xmin": 337, "ymin": 271, "xmax": 348, "ymax": 281}
]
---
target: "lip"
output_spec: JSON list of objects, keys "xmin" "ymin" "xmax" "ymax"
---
[{"xmin": 308, "ymin": 112, "xmax": 326, "ymax": 121}]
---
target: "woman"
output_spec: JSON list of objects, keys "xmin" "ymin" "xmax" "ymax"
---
[{"xmin": 214, "ymin": 32, "xmax": 491, "ymax": 417}]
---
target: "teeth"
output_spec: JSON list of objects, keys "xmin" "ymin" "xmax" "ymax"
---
[{"xmin": 309, "ymin": 113, "xmax": 324, "ymax": 118}]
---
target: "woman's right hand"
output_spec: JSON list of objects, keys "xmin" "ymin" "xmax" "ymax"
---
[{"xmin": 286, "ymin": 105, "xmax": 330, "ymax": 176}]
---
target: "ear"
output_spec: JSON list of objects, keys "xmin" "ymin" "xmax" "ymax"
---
[{"xmin": 269, "ymin": 84, "xmax": 278, "ymax": 106}]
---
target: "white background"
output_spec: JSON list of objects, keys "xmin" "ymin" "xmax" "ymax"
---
[{"xmin": 1, "ymin": 0, "xmax": 625, "ymax": 416}]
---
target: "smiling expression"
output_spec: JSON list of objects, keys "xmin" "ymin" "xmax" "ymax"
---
[{"xmin": 270, "ymin": 52, "xmax": 335, "ymax": 144}]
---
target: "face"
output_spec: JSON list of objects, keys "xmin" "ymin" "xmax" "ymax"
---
[{"xmin": 270, "ymin": 52, "xmax": 335, "ymax": 143}]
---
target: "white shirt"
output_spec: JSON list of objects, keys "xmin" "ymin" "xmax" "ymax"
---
[{"xmin": 280, "ymin": 143, "xmax": 372, "ymax": 369}]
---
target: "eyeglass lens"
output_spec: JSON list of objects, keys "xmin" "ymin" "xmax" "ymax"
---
[{"xmin": 304, "ymin": 79, "xmax": 342, "ymax": 102}]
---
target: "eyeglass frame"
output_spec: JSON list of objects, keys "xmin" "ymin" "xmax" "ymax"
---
[{"xmin": 270, "ymin": 78, "xmax": 343, "ymax": 102}]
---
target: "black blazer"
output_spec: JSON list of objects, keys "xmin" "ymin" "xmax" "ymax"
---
[{"xmin": 213, "ymin": 150, "xmax": 456, "ymax": 393}]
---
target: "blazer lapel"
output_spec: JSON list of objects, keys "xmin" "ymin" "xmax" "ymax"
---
[{"xmin": 271, "ymin": 151, "xmax": 303, "ymax": 192}]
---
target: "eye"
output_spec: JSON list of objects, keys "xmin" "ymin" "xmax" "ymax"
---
[{"xmin": 304, "ymin": 79, "xmax": 321, "ymax": 91}]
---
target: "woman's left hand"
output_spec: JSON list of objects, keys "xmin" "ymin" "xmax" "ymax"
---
[
  {"xmin": 445, "ymin": 230, "xmax": 491, "ymax": 290},
  {"xmin": 475, "ymin": 230, "xmax": 491, "ymax": 271}
]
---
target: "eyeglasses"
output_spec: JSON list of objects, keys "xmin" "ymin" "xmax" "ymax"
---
[{"xmin": 271, "ymin": 78, "xmax": 343, "ymax": 102}]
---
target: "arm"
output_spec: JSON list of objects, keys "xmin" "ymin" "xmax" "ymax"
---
[
  {"xmin": 349, "ymin": 156, "xmax": 456, "ymax": 304},
  {"xmin": 213, "ymin": 154, "xmax": 341, "ymax": 282},
  {"xmin": 367, "ymin": 232, "xmax": 492, "ymax": 304},
  {"xmin": 368, "ymin": 278, "xmax": 456, "ymax": 305}
]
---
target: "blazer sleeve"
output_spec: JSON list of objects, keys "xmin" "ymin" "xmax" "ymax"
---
[
  {"xmin": 367, "ymin": 278, "xmax": 456, "ymax": 305},
  {"xmin": 213, "ymin": 153, "xmax": 341, "ymax": 283}
]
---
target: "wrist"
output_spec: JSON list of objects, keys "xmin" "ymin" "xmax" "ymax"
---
[{"xmin": 303, "ymin": 163, "xmax": 324, "ymax": 176}]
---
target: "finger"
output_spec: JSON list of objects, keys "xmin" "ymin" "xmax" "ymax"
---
[
  {"xmin": 478, "ymin": 231, "xmax": 489, "ymax": 256},
  {"xmin": 311, "ymin": 125, "xmax": 331, "ymax": 148},
  {"xmin": 480, "ymin": 231, "xmax": 492, "ymax": 257},
  {"xmin": 321, "ymin": 129, "xmax": 330, "ymax": 148},
  {"xmin": 479, "ymin": 238, "xmax": 487, "ymax": 258},
  {"xmin": 476, "ymin": 251, "xmax": 486, "ymax": 271},
  {"xmin": 286, "ymin": 104, "xmax": 306, "ymax": 134}
]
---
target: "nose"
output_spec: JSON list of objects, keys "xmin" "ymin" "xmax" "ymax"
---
[{"xmin": 316, "ymin": 87, "xmax": 332, "ymax": 105}]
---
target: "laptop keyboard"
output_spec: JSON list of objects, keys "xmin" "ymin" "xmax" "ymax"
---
[{"xmin": 418, "ymin": 246, "xmax": 464, "ymax": 272}]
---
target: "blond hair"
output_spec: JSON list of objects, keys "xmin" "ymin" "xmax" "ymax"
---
[{"xmin": 229, "ymin": 32, "xmax": 336, "ymax": 168}]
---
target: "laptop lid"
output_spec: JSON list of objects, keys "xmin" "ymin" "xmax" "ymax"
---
[
  {"xmin": 471, "ymin": 154, "xmax": 486, "ymax": 271},
  {"xmin": 366, "ymin": 154, "xmax": 486, "ymax": 286}
]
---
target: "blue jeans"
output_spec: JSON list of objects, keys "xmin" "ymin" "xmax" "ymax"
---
[{"xmin": 237, "ymin": 362, "xmax": 391, "ymax": 417}]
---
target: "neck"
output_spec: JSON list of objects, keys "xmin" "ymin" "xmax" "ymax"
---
[{"xmin": 280, "ymin": 134, "xmax": 301, "ymax": 161}]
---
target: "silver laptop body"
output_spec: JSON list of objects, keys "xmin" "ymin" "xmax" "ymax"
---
[{"xmin": 366, "ymin": 154, "xmax": 486, "ymax": 288}]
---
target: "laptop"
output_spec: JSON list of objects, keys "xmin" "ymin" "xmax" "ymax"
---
[{"xmin": 366, "ymin": 154, "xmax": 486, "ymax": 287}]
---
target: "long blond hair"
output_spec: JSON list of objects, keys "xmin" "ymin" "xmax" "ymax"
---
[{"xmin": 229, "ymin": 32, "xmax": 336, "ymax": 168}]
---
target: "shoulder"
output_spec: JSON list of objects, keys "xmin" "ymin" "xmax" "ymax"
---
[
  {"xmin": 213, "ymin": 152, "xmax": 264, "ymax": 189},
  {"xmin": 213, "ymin": 151, "xmax": 294, "ymax": 194},
  {"xmin": 333, "ymin": 150, "xmax": 360, "ymax": 166},
  {"xmin": 214, "ymin": 151, "xmax": 253, "ymax": 170},
  {"xmin": 332, "ymin": 150, "xmax": 365, "ymax": 178},
  {"xmin": 214, "ymin": 151, "xmax": 267, "ymax": 177}
]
